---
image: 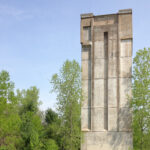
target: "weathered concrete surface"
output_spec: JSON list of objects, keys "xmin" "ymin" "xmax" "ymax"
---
[
  {"xmin": 81, "ymin": 132, "xmax": 133, "ymax": 150},
  {"xmin": 81, "ymin": 9, "xmax": 133, "ymax": 150}
]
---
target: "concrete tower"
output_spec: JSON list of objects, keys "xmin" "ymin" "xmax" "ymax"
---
[{"xmin": 81, "ymin": 9, "xmax": 133, "ymax": 150}]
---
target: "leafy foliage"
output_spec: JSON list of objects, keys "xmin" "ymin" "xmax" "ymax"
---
[
  {"xmin": 0, "ymin": 71, "xmax": 22, "ymax": 150},
  {"xmin": 51, "ymin": 60, "xmax": 81, "ymax": 150},
  {"xmin": 131, "ymin": 48, "xmax": 150, "ymax": 150},
  {"xmin": 44, "ymin": 139, "xmax": 59, "ymax": 150},
  {"xmin": 17, "ymin": 87, "xmax": 43, "ymax": 150},
  {"xmin": 45, "ymin": 108, "xmax": 58, "ymax": 124},
  {"xmin": 44, "ymin": 108, "xmax": 60, "ymax": 148},
  {"xmin": 0, "ymin": 60, "xmax": 82, "ymax": 150}
]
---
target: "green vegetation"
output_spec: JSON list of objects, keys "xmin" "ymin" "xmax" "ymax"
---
[
  {"xmin": 0, "ymin": 51, "xmax": 150, "ymax": 150},
  {"xmin": 0, "ymin": 71, "xmax": 22, "ymax": 150},
  {"xmin": 0, "ymin": 60, "xmax": 81, "ymax": 150},
  {"xmin": 131, "ymin": 48, "xmax": 150, "ymax": 150},
  {"xmin": 51, "ymin": 60, "xmax": 81, "ymax": 150}
]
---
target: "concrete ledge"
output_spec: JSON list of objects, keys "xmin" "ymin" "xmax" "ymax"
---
[
  {"xmin": 118, "ymin": 9, "xmax": 132, "ymax": 14},
  {"xmin": 81, "ymin": 13, "xmax": 93, "ymax": 18}
]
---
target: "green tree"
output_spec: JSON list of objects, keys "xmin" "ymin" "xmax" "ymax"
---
[
  {"xmin": 44, "ymin": 108, "xmax": 60, "ymax": 149},
  {"xmin": 44, "ymin": 139, "xmax": 58, "ymax": 150},
  {"xmin": 17, "ymin": 87, "xmax": 43, "ymax": 150},
  {"xmin": 131, "ymin": 48, "xmax": 150, "ymax": 150},
  {"xmin": 0, "ymin": 70, "xmax": 22, "ymax": 150},
  {"xmin": 45, "ymin": 108, "xmax": 58, "ymax": 125},
  {"xmin": 51, "ymin": 60, "xmax": 81, "ymax": 150}
]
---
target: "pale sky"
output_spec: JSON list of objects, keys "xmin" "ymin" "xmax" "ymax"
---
[{"xmin": 0, "ymin": 0, "xmax": 150, "ymax": 111}]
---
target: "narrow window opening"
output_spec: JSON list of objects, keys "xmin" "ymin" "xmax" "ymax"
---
[
  {"xmin": 88, "ymin": 47, "xmax": 91, "ymax": 130},
  {"xmin": 104, "ymin": 32, "xmax": 108, "ymax": 130}
]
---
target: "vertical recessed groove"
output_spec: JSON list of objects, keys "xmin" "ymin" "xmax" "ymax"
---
[
  {"xmin": 104, "ymin": 32, "xmax": 108, "ymax": 130},
  {"xmin": 91, "ymin": 18, "xmax": 94, "ymax": 131},
  {"xmin": 88, "ymin": 47, "xmax": 91, "ymax": 130},
  {"xmin": 117, "ymin": 16, "xmax": 120, "ymax": 132}
]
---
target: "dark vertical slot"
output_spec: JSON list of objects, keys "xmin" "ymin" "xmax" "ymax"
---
[
  {"xmin": 104, "ymin": 32, "xmax": 108, "ymax": 130},
  {"xmin": 88, "ymin": 27, "xmax": 91, "ymax": 41},
  {"xmin": 88, "ymin": 47, "xmax": 91, "ymax": 129}
]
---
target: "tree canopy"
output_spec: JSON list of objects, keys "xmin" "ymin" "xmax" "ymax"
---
[
  {"xmin": 131, "ymin": 48, "xmax": 150, "ymax": 150},
  {"xmin": 51, "ymin": 60, "xmax": 81, "ymax": 150}
]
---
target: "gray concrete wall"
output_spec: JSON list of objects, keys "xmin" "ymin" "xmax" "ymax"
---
[{"xmin": 81, "ymin": 9, "xmax": 133, "ymax": 150}]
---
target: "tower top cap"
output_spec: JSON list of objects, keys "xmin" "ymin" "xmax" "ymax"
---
[
  {"xmin": 118, "ymin": 9, "xmax": 132, "ymax": 14},
  {"xmin": 80, "ymin": 13, "xmax": 93, "ymax": 18}
]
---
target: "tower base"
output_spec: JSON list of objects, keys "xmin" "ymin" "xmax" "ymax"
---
[{"xmin": 81, "ymin": 131, "xmax": 132, "ymax": 150}]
